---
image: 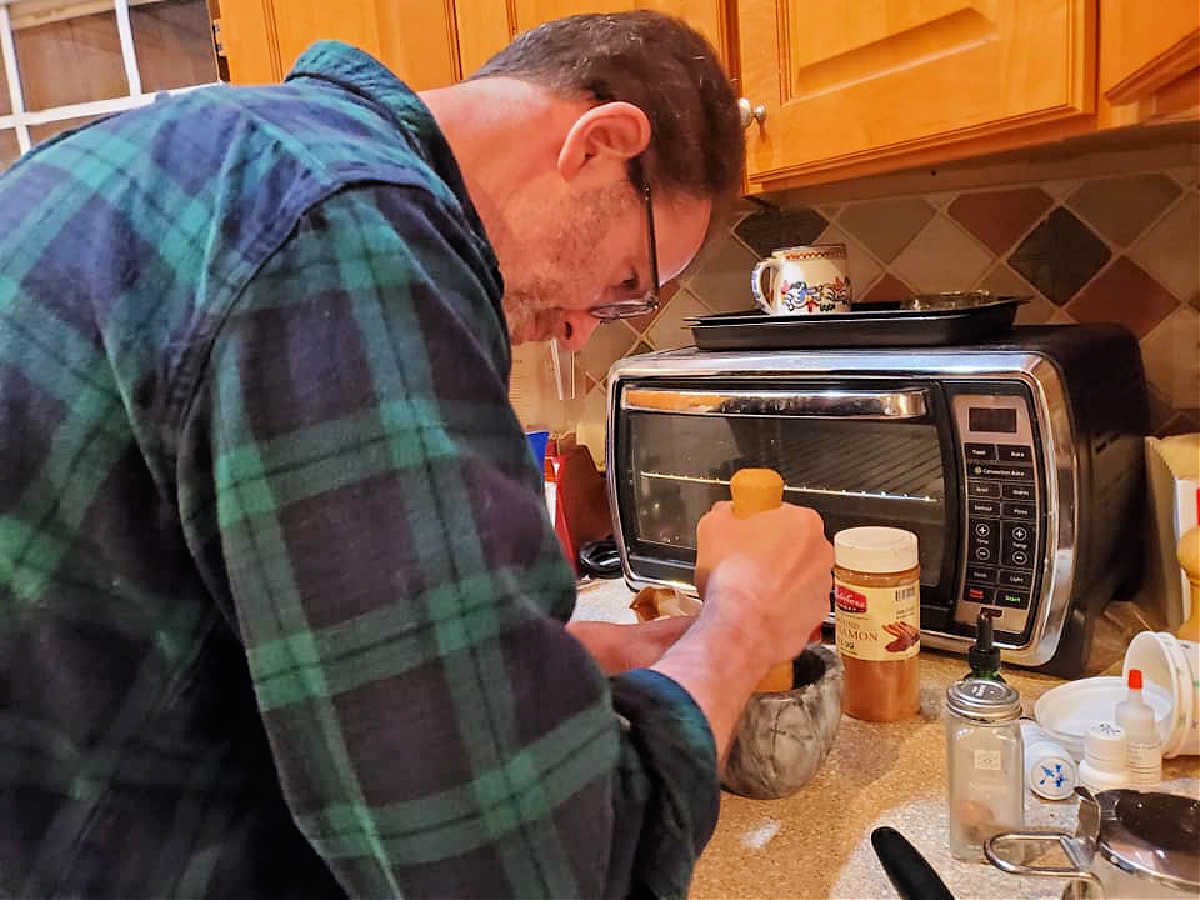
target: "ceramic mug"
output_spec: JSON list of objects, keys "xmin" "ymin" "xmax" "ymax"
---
[{"xmin": 750, "ymin": 244, "xmax": 852, "ymax": 315}]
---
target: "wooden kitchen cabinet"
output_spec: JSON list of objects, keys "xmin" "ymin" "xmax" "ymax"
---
[
  {"xmin": 218, "ymin": 0, "xmax": 734, "ymax": 105},
  {"xmin": 1099, "ymin": 0, "xmax": 1199, "ymax": 126},
  {"xmin": 219, "ymin": 0, "xmax": 462, "ymax": 87},
  {"xmin": 219, "ymin": 0, "xmax": 730, "ymax": 87},
  {"xmin": 215, "ymin": 0, "xmax": 1195, "ymax": 194},
  {"xmin": 453, "ymin": 0, "xmax": 732, "ymax": 78},
  {"xmin": 738, "ymin": 0, "xmax": 1096, "ymax": 191}
]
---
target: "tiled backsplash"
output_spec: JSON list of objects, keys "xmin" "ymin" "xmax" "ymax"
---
[{"xmin": 560, "ymin": 158, "xmax": 1199, "ymax": 439}]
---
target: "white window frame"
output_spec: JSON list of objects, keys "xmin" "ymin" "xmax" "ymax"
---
[{"xmin": 0, "ymin": 0, "xmax": 221, "ymax": 155}]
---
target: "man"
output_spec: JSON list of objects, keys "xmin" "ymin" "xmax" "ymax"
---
[{"xmin": 0, "ymin": 12, "xmax": 832, "ymax": 898}]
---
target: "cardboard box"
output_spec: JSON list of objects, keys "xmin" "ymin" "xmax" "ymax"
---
[{"xmin": 1143, "ymin": 435, "xmax": 1199, "ymax": 629}]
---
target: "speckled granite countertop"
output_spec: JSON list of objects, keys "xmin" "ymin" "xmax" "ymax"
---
[{"xmin": 571, "ymin": 579, "xmax": 1200, "ymax": 900}]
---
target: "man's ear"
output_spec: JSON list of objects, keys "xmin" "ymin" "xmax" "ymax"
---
[{"xmin": 557, "ymin": 101, "xmax": 650, "ymax": 181}]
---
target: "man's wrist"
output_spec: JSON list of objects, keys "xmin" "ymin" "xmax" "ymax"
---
[
  {"xmin": 649, "ymin": 606, "xmax": 777, "ymax": 759},
  {"xmin": 691, "ymin": 579, "xmax": 775, "ymax": 675}
]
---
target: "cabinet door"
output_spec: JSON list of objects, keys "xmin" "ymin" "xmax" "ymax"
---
[
  {"xmin": 221, "ymin": 0, "xmax": 460, "ymax": 88},
  {"xmin": 1100, "ymin": 0, "xmax": 1199, "ymax": 125},
  {"xmin": 456, "ymin": 1, "xmax": 730, "ymax": 79},
  {"xmin": 739, "ymin": 0, "xmax": 1094, "ymax": 189}
]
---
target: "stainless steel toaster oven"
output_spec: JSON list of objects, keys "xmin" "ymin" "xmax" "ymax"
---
[{"xmin": 606, "ymin": 324, "xmax": 1148, "ymax": 676}]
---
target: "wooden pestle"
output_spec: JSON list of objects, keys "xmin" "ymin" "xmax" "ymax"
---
[
  {"xmin": 730, "ymin": 468, "xmax": 795, "ymax": 692},
  {"xmin": 1176, "ymin": 524, "xmax": 1200, "ymax": 642}
]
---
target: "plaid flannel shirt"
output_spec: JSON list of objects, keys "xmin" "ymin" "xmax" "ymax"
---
[{"xmin": 0, "ymin": 42, "xmax": 718, "ymax": 899}]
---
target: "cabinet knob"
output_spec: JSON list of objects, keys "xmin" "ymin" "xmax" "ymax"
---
[{"xmin": 739, "ymin": 97, "xmax": 766, "ymax": 129}]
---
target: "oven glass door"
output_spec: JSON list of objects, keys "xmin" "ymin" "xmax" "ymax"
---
[{"xmin": 617, "ymin": 382, "xmax": 958, "ymax": 610}]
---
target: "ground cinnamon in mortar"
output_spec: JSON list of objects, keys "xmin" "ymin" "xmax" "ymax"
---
[{"xmin": 833, "ymin": 527, "xmax": 921, "ymax": 721}]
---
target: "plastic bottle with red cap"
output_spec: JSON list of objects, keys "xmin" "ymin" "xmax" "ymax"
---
[{"xmin": 1115, "ymin": 668, "xmax": 1162, "ymax": 787}]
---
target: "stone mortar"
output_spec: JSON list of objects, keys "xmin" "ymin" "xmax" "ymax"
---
[{"xmin": 722, "ymin": 644, "xmax": 845, "ymax": 800}]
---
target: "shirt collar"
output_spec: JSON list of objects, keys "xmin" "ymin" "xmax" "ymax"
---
[
  {"xmin": 284, "ymin": 41, "xmax": 500, "ymax": 290},
  {"xmin": 285, "ymin": 41, "xmax": 436, "ymax": 141}
]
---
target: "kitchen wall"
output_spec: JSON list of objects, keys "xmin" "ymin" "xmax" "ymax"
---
[{"xmin": 521, "ymin": 140, "xmax": 1199, "ymax": 446}]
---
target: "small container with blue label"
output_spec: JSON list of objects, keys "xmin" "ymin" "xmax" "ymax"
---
[{"xmin": 1019, "ymin": 720, "xmax": 1077, "ymax": 800}]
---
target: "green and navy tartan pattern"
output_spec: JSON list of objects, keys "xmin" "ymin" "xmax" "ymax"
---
[{"xmin": 0, "ymin": 42, "xmax": 717, "ymax": 898}]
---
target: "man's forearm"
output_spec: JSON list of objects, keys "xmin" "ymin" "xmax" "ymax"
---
[
  {"xmin": 649, "ymin": 598, "xmax": 771, "ymax": 760},
  {"xmin": 566, "ymin": 616, "xmax": 695, "ymax": 674}
]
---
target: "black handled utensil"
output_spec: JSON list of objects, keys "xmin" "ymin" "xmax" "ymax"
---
[
  {"xmin": 871, "ymin": 826, "xmax": 956, "ymax": 900},
  {"xmin": 577, "ymin": 538, "xmax": 622, "ymax": 579}
]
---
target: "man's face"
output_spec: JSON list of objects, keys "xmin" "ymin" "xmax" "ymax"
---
[{"xmin": 497, "ymin": 174, "xmax": 711, "ymax": 351}]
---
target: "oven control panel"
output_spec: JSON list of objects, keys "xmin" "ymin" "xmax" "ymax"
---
[{"xmin": 952, "ymin": 394, "xmax": 1042, "ymax": 641}]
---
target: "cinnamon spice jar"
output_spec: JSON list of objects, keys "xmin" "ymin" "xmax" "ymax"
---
[{"xmin": 834, "ymin": 526, "xmax": 921, "ymax": 721}]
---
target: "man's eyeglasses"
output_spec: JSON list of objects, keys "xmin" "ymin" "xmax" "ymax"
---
[{"xmin": 587, "ymin": 159, "xmax": 660, "ymax": 322}]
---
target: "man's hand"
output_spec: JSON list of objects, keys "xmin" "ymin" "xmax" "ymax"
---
[
  {"xmin": 693, "ymin": 500, "xmax": 833, "ymax": 667},
  {"xmin": 566, "ymin": 616, "xmax": 696, "ymax": 675},
  {"xmin": 653, "ymin": 500, "xmax": 833, "ymax": 759}
]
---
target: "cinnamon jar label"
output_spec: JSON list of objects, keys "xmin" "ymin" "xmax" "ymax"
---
[{"xmin": 834, "ymin": 580, "xmax": 920, "ymax": 661}]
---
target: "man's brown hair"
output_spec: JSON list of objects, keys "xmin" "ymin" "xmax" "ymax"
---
[{"xmin": 471, "ymin": 11, "xmax": 744, "ymax": 206}]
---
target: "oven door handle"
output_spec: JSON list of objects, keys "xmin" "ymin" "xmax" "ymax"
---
[{"xmin": 621, "ymin": 387, "xmax": 928, "ymax": 419}]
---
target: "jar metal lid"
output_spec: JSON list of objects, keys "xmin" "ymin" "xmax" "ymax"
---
[{"xmin": 946, "ymin": 678, "xmax": 1021, "ymax": 722}]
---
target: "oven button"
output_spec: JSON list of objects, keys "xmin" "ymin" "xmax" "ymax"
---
[
  {"xmin": 972, "ymin": 520, "xmax": 996, "ymax": 539},
  {"xmin": 967, "ymin": 565, "xmax": 997, "ymax": 583},
  {"xmin": 964, "ymin": 584, "xmax": 994, "ymax": 605},
  {"xmin": 1002, "ymin": 483, "xmax": 1035, "ymax": 501},
  {"xmin": 965, "ymin": 443, "xmax": 997, "ymax": 461},
  {"xmin": 969, "ymin": 480, "xmax": 1001, "ymax": 498},
  {"xmin": 970, "ymin": 499, "xmax": 1000, "ymax": 516},
  {"xmin": 1003, "ymin": 548, "xmax": 1031, "ymax": 568},
  {"xmin": 973, "ymin": 545, "xmax": 995, "ymax": 562},
  {"xmin": 1002, "ymin": 501, "xmax": 1036, "ymax": 520},
  {"xmin": 998, "ymin": 445, "xmax": 1032, "ymax": 462},
  {"xmin": 974, "ymin": 463, "xmax": 1034, "ymax": 481},
  {"xmin": 999, "ymin": 569, "xmax": 1032, "ymax": 589},
  {"xmin": 995, "ymin": 588, "xmax": 1031, "ymax": 609},
  {"xmin": 1003, "ymin": 522, "xmax": 1034, "ymax": 552}
]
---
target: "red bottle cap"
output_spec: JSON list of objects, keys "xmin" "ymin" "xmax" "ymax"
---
[{"xmin": 1127, "ymin": 668, "xmax": 1143, "ymax": 690}]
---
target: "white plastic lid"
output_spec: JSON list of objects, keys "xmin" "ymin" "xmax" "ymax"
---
[
  {"xmin": 1080, "ymin": 724, "xmax": 1131, "ymax": 793},
  {"xmin": 1085, "ymin": 722, "xmax": 1128, "ymax": 765},
  {"xmin": 834, "ymin": 526, "xmax": 918, "ymax": 573},
  {"xmin": 1026, "ymin": 742, "xmax": 1078, "ymax": 800}
]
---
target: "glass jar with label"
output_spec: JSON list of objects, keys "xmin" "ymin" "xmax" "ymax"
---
[
  {"xmin": 834, "ymin": 526, "xmax": 921, "ymax": 721},
  {"xmin": 945, "ymin": 678, "xmax": 1024, "ymax": 861}
]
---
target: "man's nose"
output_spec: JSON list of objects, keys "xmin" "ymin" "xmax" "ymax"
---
[{"xmin": 561, "ymin": 311, "xmax": 601, "ymax": 351}]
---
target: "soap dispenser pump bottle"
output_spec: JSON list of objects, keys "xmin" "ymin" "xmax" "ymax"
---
[{"xmin": 967, "ymin": 609, "xmax": 1005, "ymax": 682}]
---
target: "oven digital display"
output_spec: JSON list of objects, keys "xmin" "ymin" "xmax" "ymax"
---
[{"xmin": 968, "ymin": 407, "xmax": 1017, "ymax": 434}]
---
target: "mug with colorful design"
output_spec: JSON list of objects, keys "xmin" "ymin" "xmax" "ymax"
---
[{"xmin": 750, "ymin": 244, "xmax": 852, "ymax": 315}]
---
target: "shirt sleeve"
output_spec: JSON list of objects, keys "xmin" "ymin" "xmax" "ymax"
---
[{"xmin": 177, "ymin": 183, "xmax": 719, "ymax": 899}]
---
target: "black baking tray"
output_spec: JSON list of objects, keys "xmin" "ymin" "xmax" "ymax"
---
[{"xmin": 686, "ymin": 297, "xmax": 1028, "ymax": 350}]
